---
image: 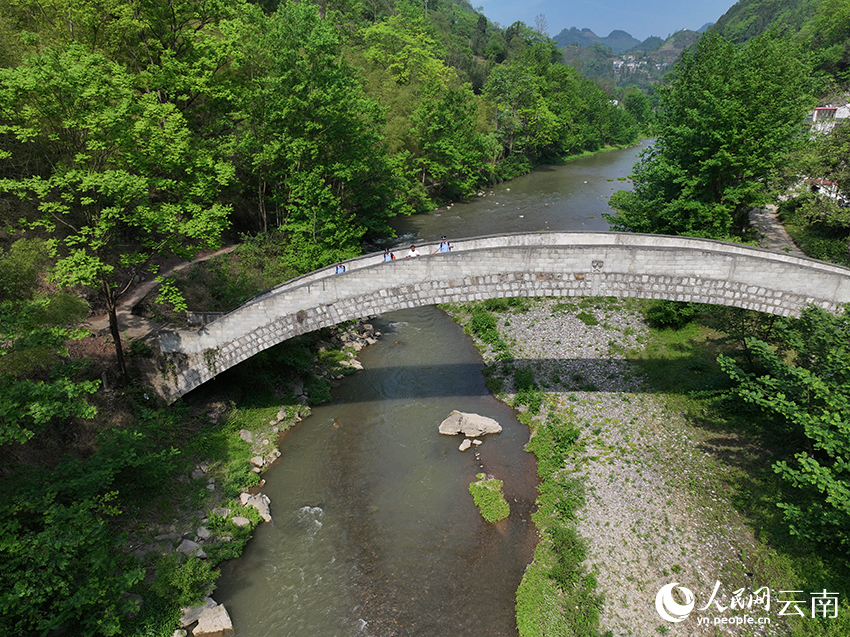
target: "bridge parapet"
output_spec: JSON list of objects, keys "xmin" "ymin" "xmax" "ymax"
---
[{"xmin": 156, "ymin": 232, "xmax": 850, "ymax": 401}]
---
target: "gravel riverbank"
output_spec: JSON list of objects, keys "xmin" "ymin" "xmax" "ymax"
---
[{"xmin": 446, "ymin": 298, "xmax": 772, "ymax": 637}]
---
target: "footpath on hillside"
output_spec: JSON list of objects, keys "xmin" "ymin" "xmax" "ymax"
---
[
  {"xmin": 83, "ymin": 245, "xmax": 236, "ymax": 341},
  {"xmin": 749, "ymin": 205, "xmax": 805, "ymax": 257}
]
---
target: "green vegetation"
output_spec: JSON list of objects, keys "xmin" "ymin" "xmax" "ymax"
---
[
  {"xmin": 607, "ymin": 30, "xmax": 816, "ymax": 238},
  {"xmin": 0, "ymin": 239, "xmax": 98, "ymax": 445},
  {"xmin": 518, "ymin": 411, "xmax": 603, "ymax": 637},
  {"xmin": 721, "ymin": 306, "xmax": 850, "ymax": 551},
  {"xmin": 0, "ymin": 293, "xmax": 343, "ymax": 636},
  {"xmin": 468, "ymin": 473, "xmax": 511, "ymax": 523},
  {"xmin": 626, "ymin": 303, "xmax": 850, "ymax": 634}
]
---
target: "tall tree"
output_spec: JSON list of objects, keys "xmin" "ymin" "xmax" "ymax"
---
[
  {"xmin": 0, "ymin": 45, "xmax": 233, "ymax": 379},
  {"xmin": 410, "ymin": 84, "xmax": 493, "ymax": 200},
  {"xmin": 607, "ymin": 31, "xmax": 815, "ymax": 238},
  {"xmin": 234, "ymin": 2, "xmax": 404, "ymax": 261}
]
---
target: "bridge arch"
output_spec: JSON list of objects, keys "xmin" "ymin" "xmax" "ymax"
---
[{"xmin": 157, "ymin": 232, "xmax": 850, "ymax": 401}]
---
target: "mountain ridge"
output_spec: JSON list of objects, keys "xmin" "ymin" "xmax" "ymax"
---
[{"xmin": 553, "ymin": 23, "xmax": 714, "ymax": 54}]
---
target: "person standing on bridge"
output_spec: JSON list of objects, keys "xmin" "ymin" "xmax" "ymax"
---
[
  {"xmin": 335, "ymin": 261, "xmax": 346, "ymax": 274},
  {"xmin": 382, "ymin": 248, "xmax": 395, "ymax": 262},
  {"xmin": 432, "ymin": 236, "xmax": 452, "ymax": 254},
  {"xmin": 405, "ymin": 245, "xmax": 420, "ymax": 258}
]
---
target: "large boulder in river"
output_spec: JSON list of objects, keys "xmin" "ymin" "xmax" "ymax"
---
[{"xmin": 439, "ymin": 411, "xmax": 501, "ymax": 437}]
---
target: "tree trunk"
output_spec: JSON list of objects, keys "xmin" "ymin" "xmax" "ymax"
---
[{"xmin": 102, "ymin": 280, "xmax": 128, "ymax": 384}]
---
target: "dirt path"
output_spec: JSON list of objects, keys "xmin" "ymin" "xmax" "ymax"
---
[
  {"xmin": 749, "ymin": 206, "xmax": 805, "ymax": 257},
  {"xmin": 82, "ymin": 245, "xmax": 236, "ymax": 341}
]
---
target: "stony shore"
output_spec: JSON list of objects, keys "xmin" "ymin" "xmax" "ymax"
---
[{"xmin": 446, "ymin": 298, "xmax": 771, "ymax": 637}]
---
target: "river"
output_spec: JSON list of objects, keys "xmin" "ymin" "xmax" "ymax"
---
[{"xmin": 214, "ymin": 143, "xmax": 646, "ymax": 636}]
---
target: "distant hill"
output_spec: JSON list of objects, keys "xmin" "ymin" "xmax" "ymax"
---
[
  {"xmin": 553, "ymin": 27, "xmax": 641, "ymax": 54},
  {"xmin": 712, "ymin": 0, "xmax": 821, "ymax": 43},
  {"xmin": 636, "ymin": 36, "xmax": 664, "ymax": 53},
  {"xmin": 558, "ymin": 28, "xmax": 703, "ymax": 91}
]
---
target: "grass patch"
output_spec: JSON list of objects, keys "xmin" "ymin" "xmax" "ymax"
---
[
  {"xmin": 576, "ymin": 311, "xmax": 598, "ymax": 326},
  {"xmin": 518, "ymin": 410, "xmax": 604, "ymax": 637},
  {"xmin": 468, "ymin": 474, "xmax": 510, "ymax": 523}
]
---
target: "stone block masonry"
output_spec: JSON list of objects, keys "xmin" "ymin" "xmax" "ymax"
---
[{"xmin": 156, "ymin": 231, "xmax": 850, "ymax": 401}]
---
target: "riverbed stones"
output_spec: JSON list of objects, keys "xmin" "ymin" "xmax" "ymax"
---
[
  {"xmin": 238, "ymin": 429, "xmax": 253, "ymax": 443},
  {"xmin": 231, "ymin": 516, "xmax": 251, "ymax": 528},
  {"xmin": 439, "ymin": 411, "xmax": 502, "ymax": 437},
  {"xmin": 180, "ymin": 597, "xmax": 217, "ymax": 627},
  {"xmin": 458, "ymin": 439, "xmax": 472, "ymax": 451},
  {"xmin": 239, "ymin": 492, "xmax": 271, "ymax": 522},
  {"xmin": 250, "ymin": 456, "xmax": 264, "ymax": 468},
  {"xmin": 193, "ymin": 603, "xmax": 233, "ymax": 637},
  {"xmin": 176, "ymin": 539, "xmax": 206, "ymax": 558}
]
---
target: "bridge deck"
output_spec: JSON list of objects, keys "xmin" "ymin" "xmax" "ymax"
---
[{"xmin": 156, "ymin": 232, "xmax": 850, "ymax": 401}]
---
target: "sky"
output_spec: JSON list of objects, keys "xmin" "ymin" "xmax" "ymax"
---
[{"xmin": 473, "ymin": 0, "xmax": 739, "ymax": 42}]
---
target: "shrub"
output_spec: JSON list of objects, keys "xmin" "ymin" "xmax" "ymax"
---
[
  {"xmin": 151, "ymin": 555, "xmax": 219, "ymax": 608},
  {"xmin": 644, "ymin": 299, "xmax": 698, "ymax": 329}
]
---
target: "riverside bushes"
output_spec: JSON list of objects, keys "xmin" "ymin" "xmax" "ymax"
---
[{"xmin": 517, "ymin": 410, "xmax": 604, "ymax": 637}]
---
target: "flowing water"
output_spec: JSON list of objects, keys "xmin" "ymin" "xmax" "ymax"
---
[
  {"xmin": 215, "ymin": 144, "xmax": 645, "ymax": 636},
  {"xmin": 390, "ymin": 142, "xmax": 647, "ymax": 243}
]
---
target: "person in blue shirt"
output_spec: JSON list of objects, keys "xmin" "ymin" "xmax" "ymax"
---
[
  {"xmin": 432, "ymin": 236, "xmax": 452, "ymax": 254},
  {"xmin": 382, "ymin": 249, "xmax": 395, "ymax": 262},
  {"xmin": 335, "ymin": 261, "xmax": 346, "ymax": 274}
]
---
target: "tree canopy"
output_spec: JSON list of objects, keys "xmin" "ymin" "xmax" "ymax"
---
[
  {"xmin": 721, "ymin": 305, "xmax": 850, "ymax": 551},
  {"xmin": 606, "ymin": 31, "xmax": 816, "ymax": 239}
]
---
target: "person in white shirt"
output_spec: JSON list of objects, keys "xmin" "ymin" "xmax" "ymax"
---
[{"xmin": 405, "ymin": 245, "xmax": 420, "ymax": 258}]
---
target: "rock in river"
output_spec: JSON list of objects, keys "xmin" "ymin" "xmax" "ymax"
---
[{"xmin": 438, "ymin": 410, "xmax": 501, "ymax": 437}]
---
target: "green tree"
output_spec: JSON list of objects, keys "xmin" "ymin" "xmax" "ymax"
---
[
  {"xmin": 483, "ymin": 54, "xmax": 557, "ymax": 164},
  {"xmin": 234, "ymin": 2, "xmax": 405, "ymax": 263},
  {"xmin": 0, "ymin": 239, "xmax": 98, "ymax": 445},
  {"xmin": 607, "ymin": 31, "xmax": 815, "ymax": 238},
  {"xmin": 361, "ymin": 14, "xmax": 453, "ymax": 87},
  {"xmin": 622, "ymin": 87, "xmax": 654, "ymax": 134},
  {"xmin": 720, "ymin": 305, "xmax": 850, "ymax": 551},
  {"xmin": 410, "ymin": 84, "xmax": 493, "ymax": 200},
  {"xmin": 0, "ymin": 46, "xmax": 233, "ymax": 379}
]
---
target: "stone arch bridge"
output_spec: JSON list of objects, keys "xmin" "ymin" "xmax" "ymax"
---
[{"xmin": 157, "ymin": 232, "xmax": 850, "ymax": 401}]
